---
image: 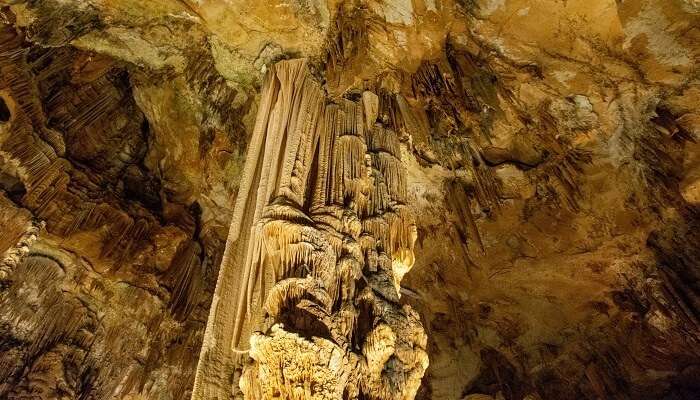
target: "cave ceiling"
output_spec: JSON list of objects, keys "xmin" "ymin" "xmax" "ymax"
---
[{"xmin": 0, "ymin": 1, "xmax": 698, "ymax": 399}]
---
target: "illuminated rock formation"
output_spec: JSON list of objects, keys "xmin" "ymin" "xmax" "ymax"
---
[
  {"xmin": 0, "ymin": 1, "xmax": 698, "ymax": 399},
  {"xmin": 193, "ymin": 59, "xmax": 427, "ymax": 400}
]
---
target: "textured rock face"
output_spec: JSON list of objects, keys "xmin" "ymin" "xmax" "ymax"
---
[
  {"xmin": 0, "ymin": 1, "xmax": 699, "ymax": 399},
  {"xmin": 193, "ymin": 59, "xmax": 427, "ymax": 400}
]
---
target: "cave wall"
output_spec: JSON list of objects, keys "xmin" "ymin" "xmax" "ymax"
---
[
  {"xmin": 0, "ymin": 0, "xmax": 698, "ymax": 399},
  {"xmin": 0, "ymin": 6, "xmax": 248, "ymax": 399}
]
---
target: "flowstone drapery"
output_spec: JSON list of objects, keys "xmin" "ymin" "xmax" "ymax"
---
[{"xmin": 192, "ymin": 59, "xmax": 427, "ymax": 400}]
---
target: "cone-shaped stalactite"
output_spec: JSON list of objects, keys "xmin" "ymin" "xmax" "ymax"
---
[{"xmin": 193, "ymin": 59, "xmax": 427, "ymax": 400}]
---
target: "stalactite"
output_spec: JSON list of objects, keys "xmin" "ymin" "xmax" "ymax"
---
[
  {"xmin": 0, "ymin": 29, "xmax": 66, "ymax": 157},
  {"xmin": 362, "ymin": 91, "xmax": 379, "ymax": 129},
  {"xmin": 531, "ymin": 147, "xmax": 593, "ymax": 211},
  {"xmin": 372, "ymin": 151, "xmax": 407, "ymax": 203},
  {"xmin": 0, "ymin": 124, "xmax": 58, "ymax": 181},
  {"xmin": 99, "ymin": 214, "xmax": 150, "ymax": 264},
  {"xmin": 0, "ymin": 195, "xmax": 29, "ymax": 250},
  {"xmin": 184, "ymin": 44, "xmax": 251, "ymax": 134},
  {"xmin": 324, "ymin": 5, "xmax": 370, "ymax": 71},
  {"xmin": 333, "ymin": 134, "xmax": 368, "ymax": 204},
  {"xmin": 368, "ymin": 123, "xmax": 401, "ymax": 158},
  {"xmin": 59, "ymin": 202, "xmax": 98, "ymax": 236},
  {"xmin": 411, "ymin": 62, "xmax": 457, "ymax": 99},
  {"xmin": 446, "ymin": 178, "xmax": 485, "ymax": 253},
  {"xmin": 22, "ymin": 159, "xmax": 69, "ymax": 211},
  {"xmin": 52, "ymin": 79, "xmax": 120, "ymax": 134},
  {"xmin": 385, "ymin": 205, "xmax": 417, "ymax": 265},
  {"xmin": 29, "ymin": 47, "xmax": 75, "ymax": 82},
  {"xmin": 168, "ymin": 240, "xmax": 203, "ymax": 321},
  {"xmin": 395, "ymin": 94, "xmax": 430, "ymax": 144},
  {"xmin": 529, "ymin": 102, "xmax": 595, "ymax": 211},
  {"xmin": 263, "ymin": 276, "xmax": 333, "ymax": 320},
  {"xmin": 0, "ymin": 255, "xmax": 85, "ymax": 385},
  {"xmin": 366, "ymin": 172, "xmax": 391, "ymax": 217}
]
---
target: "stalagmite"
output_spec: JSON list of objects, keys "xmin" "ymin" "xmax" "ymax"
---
[{"xmin": 193, "ymin": 59, "xmax": 426, "ymax": 400}]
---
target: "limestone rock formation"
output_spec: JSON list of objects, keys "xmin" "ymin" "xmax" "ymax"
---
[
  {"xmin": 0, "ymin": 0, "xmax": 699, "ymax": 399},
  {"xmin": 193, "ymin": 59, "xmax": 427, "ymax": 400}
]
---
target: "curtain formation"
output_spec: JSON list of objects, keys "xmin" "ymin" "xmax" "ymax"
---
[{"xmin": 192, "ymin": 59, "xmax": 427, "ymax": 400}]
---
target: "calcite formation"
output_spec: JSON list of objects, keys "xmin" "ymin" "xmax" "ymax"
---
[
  {"xmin": 0, "ymin": 1, "xmax": 699, "ymax": 399},
  {"xmin": 193, "ymin": 59, "xmax": 427, "ymax": 400}
]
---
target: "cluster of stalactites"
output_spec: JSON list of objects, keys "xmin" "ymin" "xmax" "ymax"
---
[
  {"xmin": 0, "ymin": 31, "xmax": 155, "ymax": 267},
  {"xmin": 193, "ymin": 59, "xmax": 424, "ymax": 400},
  {"xmin": 222, "ymin": 59, "xmax": 417, "ymax": 349}
]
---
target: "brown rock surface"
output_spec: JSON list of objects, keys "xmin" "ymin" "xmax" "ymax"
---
[{"xmin": 0, "ymin": 1, "xmax": 698, "ymax": 399}]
